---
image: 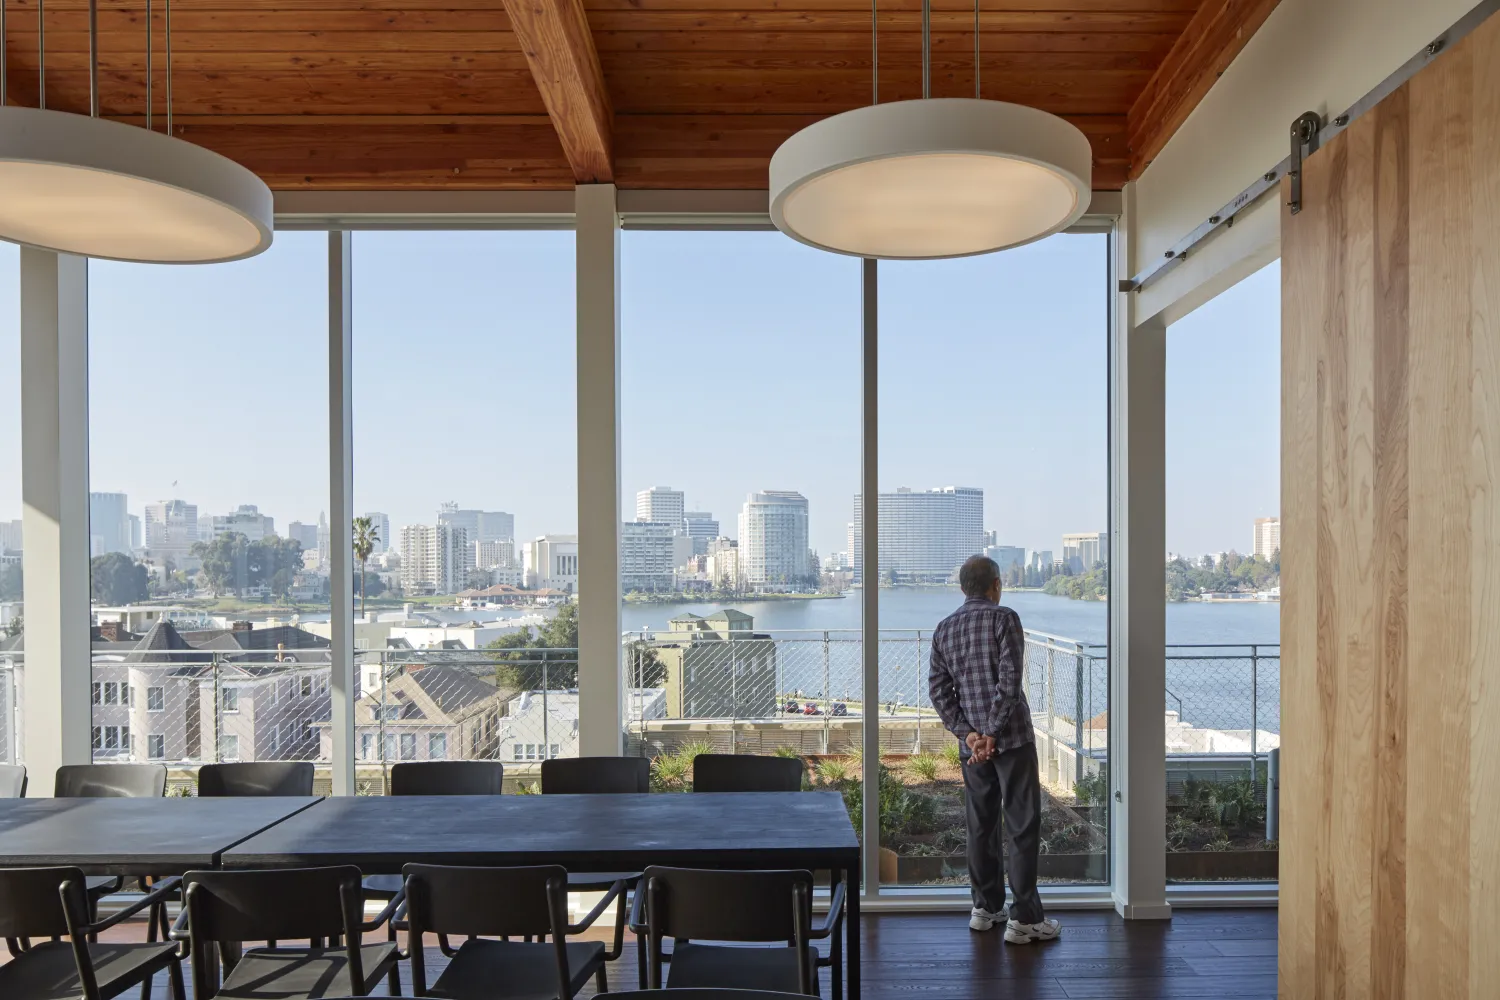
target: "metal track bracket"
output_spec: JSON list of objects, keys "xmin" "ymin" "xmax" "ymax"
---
[{"xmin": 1287, "ymin": 112, "xmax": 1322, "ymax": 215}]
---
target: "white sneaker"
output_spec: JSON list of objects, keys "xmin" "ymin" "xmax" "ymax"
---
[
  {"xmin": 969, "ymin": 907, "xmax": 1005, "ymax": 932},
  {"xmin": 1004, "ymin": 917, "xmax": 1062, "ymax": 944}
]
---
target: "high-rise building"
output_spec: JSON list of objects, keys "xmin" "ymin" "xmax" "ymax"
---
[
  {"xmin": 128, "ymin": 514, "xmax": 141, "ymax": 551},
  {"xmin": 705, "ymin": 538, "xmax": 742, "ymax": 591},
  {"xmin": 636, "ymin": 487, "xmax": 685, "ymax": 532},
  {"xmin": 620, "ymin": 521, "xmax": 678, "ymax": 592},
  {"xmin": 985, "ymin": 545, "xmax": 1027, "ymax": 574},
  {"xmin": 399, "ymin": 524, "xmax": 472, "ymax": 595},
  {"xmin": 849, "ymin": 486, "xmax": 986, "ymax": 584},
  {"xmin": 0, "ymin": 519, "xmax": 23, "ymax": 553},
  {"xmin": 286, "ymin": 521, "xmax": 320, "ymax": 555},
  {"xmin": 1027, "ymin": 549, "xmax": 1055, "ymax": 574},
  {"xmin": 143, "ymin": 500, "xmax": 199, "ymax": 566},
  {"xmin": 210, "ymin": 504, "xmax": 275, "ymax": 542},
  {"xmin": 438, "ymin": 502, "xmax": 515, "ymax": 544},
  {"xmin": 1253, "ymin": 517, "xmax": 1281, "ymax": 560},
  {"xmin": 474, "ymin": 538, "xmax": 518, "ymax": 570},
  {"xmin": 89, "ymin": 492, "xmax": 132, "ymax": 557},
  {"xmin": 683, "ymin": 511, "xmax": 719, "ymax": 555},
  {"xmin": 362, "ymin": 512, "xmax": 391, "ymax": 553},
  {"xmin": 738, "ymin": 491, "xmax": 810, "ymax": 589},
  {"xmin": 317, "ymin": 511, "xmax": 330, "ymax": 569},
  {"xmin": 525, "ymin": 535, "xmax": 578, "ymax": 592},
  {"xmin": 1062, "ymin": 531, "xmax": 1107, "ymax": 573}
]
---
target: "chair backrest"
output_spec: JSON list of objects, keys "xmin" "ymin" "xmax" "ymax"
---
[
  {"xmin": 541, "ymin": 756, "xmax": 649, "ymax": 794},
  {"xmin": 596, "ymin": 993, "xmax": 811, "ymax": 1000},
  {"xmin": 0, "ymin": 762, "xmax": 27, "ymax": 797},
  {"xmin": 389, "ymin": 760, "xmax": 505, "ymax": 796},
  {"xmin": 197, "ymin": 761, "xmax": 315, "ymax": 797},
  {"xmin": 0, "ymin": 866, "xmax": 90, "ymax": 939},
  {"xmin": 641, "ymin": 866, "xmax": 812, "ymax": 942},
  {"xmin": 692, "ymin": 754, "xmax": 804, "ymax": 793},
  {"xmin": 54, "ymin": 763, "xmax": 166, "ymax": 798}
]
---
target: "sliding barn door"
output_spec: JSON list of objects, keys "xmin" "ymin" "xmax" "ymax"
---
[{"xmin": 1280, "ymin": 12, "xmax": 1500, "ymax": 1000}]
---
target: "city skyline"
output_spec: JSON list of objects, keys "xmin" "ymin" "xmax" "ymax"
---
[{"xmin": 0, "ymin": 236, "xmax": 1278, "ymax": 561}]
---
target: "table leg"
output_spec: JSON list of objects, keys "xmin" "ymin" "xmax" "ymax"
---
[
  {"xmin": 846, "ymin": 864, "xmax": 860, "ymax": 1000},
  {"xmin": 829, "ymin": 868, "xmax": 843, "ymax": 1000}
]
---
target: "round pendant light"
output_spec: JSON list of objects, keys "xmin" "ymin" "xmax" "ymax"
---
[
  {"xmin": 0, "ymin": 0, "xmax": 272, "ymax": 263},
  {"xmin": 769, "ymin": 0, "xmax": 1091, "ymax": 259}
]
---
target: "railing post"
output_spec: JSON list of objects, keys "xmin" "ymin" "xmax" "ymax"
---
[
  {"xmin": 542, "ymin": 661, "xmax": 550, "ymax": 760},
  {"xmin": 821, "ymin": 632, "xmax": 831, "ymax": 755},
  {"xmin": 211, "ymin": 658, "xmax": 222, "ymax": 763},
  {"xmin": 1045, "ymin": 643, "xmax": 1056, "ymax": 782},
  {"xmin": 1249, "ymin": 644, "xmax": 1259, "ymax": 764},
  {"xmin": 913, "ymin": 630, "xmax": 923, "ymax": 754},
  {"xmin": 730, "ymin": 640, "xmax": 739, "ymax": 751},
  {"xmin": 1075, "ymin": 644, "xmax": 1085, "ymax": 788},
  {"xmin": 378, "ymin": 659, "xmax": 387, "ymax": 773}
]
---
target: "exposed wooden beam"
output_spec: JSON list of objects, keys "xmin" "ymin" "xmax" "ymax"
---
[
  {"xmin": 1126, "ymin": 0, "xmax": 1280, "ymax": 178},
  {"xmin": 501, "ymin": 0, "xmax": 613, "ymax": 182}
]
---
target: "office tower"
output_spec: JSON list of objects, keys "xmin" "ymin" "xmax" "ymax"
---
[
  {"xmin": 362, "ymin": 512, "xmax": 391, "ymax": 554},
  {"xmin": 286, "ymin": 521, "xmax": 320, "ymax": 554},
  {"xmin": 128, "ymin": 514, "xmax": 141, "ymax": 551},
  {"xmin": 438, "ymin": 502, "xmax": 515, "ymax": 544},
  {"xmin": 210, "ymin": 504, "xmax": 275, "ymax": 542},
  {"xmin": 849, "ymin": 486, "xmax": 986, "ymax": 583},
  {"xmin": 683, "ymin": 511, "xmax": 718, "ymax": 555},
  {"xmin": 738, "ymin": 491, "xmax": 810, "ymax": 588},
  {"xmin": 143, "ymin": 500, "xmax": 199, "ymax": 565},
  {"xmin": 317, "ymin": 511, "xmax": 330, "ymax": 569},
  {"xmin": 985, "ymin": 545, "xmax": 1027, "ymax": 574},
  {"xmin": 0, "ymin": 519, "xmax": 22, "ymax": 553},
  {"xmin": 620, "ymin": 521, "xmax": 678, "ymax": 592},
  {"xmin": 1253, "ymin": 517, "xmax": 1281, "ymax": 560},
  {"xmin": 89, "ymin": 492, "xmax": 131, "ymax": 557},
  {"xmin": 399, "ymin": 523, "xmax": 472, "ymax": 595},
  {"xmin": 636, "ymin": 487, "xmax": 686, "ymax": 532},
  {"xmin": 1062, "ymin": 531, "xmax": 1107, "ymax": 573}
]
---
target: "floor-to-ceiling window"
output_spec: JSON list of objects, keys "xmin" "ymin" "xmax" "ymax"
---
[
  {"xmin": 350, "ymin": 230, "xmax": 575, "ymax": 790},
  {"xmin": 876, "ymin": 233, "xmax": 1111, "ymax": 888},
  {"xmin": 1164, "ymin": 260, "xmax": 1280, "ymax": 882},
  {"xmin": 87, "ymin": 233, "xmax": 329, "ymax": 782},
  {"xmin": 618, "ymin": 229, "xmax": 862, "ymax": 804},
  {"xmin": 0, "ymin": 245, "xmax": 21, "ymax": 763}
]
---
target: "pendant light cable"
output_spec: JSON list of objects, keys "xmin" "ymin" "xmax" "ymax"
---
[
  {"xmin": 146, "ymin": 0, "xmax": 153, "ymax": 130},
  {"xmin": 89, "ymin": 0, "xmax": 98, "ymax": 117},
  {"xmin": 921, "ymin": 0, "xmax": 930, "ymax": 99}
]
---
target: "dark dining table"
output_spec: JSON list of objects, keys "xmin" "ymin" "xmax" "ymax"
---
[
  {"xmin": 223, "ymin": 790, "xmax": 863, "ymax": 999},
  {"xmin": 0, "ymin": 796, "xmax": 322, "ymax": 875}
]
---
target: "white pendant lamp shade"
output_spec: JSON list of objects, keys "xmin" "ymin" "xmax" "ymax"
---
[
  {"xmin": 770, "ymin": 99, "xmax": 1092, "ymax": 260},
  {"xmin": 0, "ymin": 106, "xmax": 273, "ymax": 264}
]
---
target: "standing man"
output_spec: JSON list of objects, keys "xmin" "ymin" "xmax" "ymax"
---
[{"xmin": 929, "ymin": 555, "xmax": 1061, "ymax": 943}]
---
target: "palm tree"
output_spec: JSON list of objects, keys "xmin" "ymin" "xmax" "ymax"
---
[{"xmin": 352, "ymin": 516, "xmax": 379, "ymax": 622}]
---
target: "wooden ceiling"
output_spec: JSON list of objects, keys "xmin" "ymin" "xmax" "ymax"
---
[{"xmin": 0, "ymin": 0, "xmax": 1279, "ymax": 191}]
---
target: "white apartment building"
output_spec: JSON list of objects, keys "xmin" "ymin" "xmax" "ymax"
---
[
  {"xmin": 89, "ymin": 492, "xmax": 132, "ymax": 557},
  {"xmin": 849, "ymin": 486, "xmax": 986, "ymax": 584},
  {"xmin": 525, "ymin": 535, "xmax": 578, "ymax": 592},
  {"xmin": 1253, "ymin": 517, "xmax": 1281, "ymax": 560},
  {"xmin": 399, "ymin": 523, "xmax": 472, "ymax": 595},
  {"xmin": 143, "ymin": 500, "xmax": 199, "ymax": 566},
  {"xmin": 738, "ymin": 491, "xmax": 810, "ymax": 589},
  {"xmin": 620, "ymin": 520, "xmax": 678, "ymax": 592},
  {"xmin": 438, "ymin": 503, "xmax": 515, "ymax": 544},
  {"xmin": 210, "ymin": 505, "xmax": 276, "ymax": 543},
  {"xmin": 362, "ymin": 512, "xmax": 391, "ymax": 553},
  {"xmin": 636, "ymin": 487, "xmax": 685, "ymax": 532},
  {"xmin": 474, "ymin": 538, "xmax": 519, "ymax": 571},
  {"xmin": 705, "ymin": 538, "xmax": 741, "ymax": 590},
  {"xmin": 1062, "ymin": 531, "xmax": 1107, "ymax": 573}
]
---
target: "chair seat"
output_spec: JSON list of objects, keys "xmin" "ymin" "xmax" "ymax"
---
[
  {"xmin": 215, "ymin": 943, "xmax": 400, "ymax": 999},
  {"xmin": 0, "ymin": 940, "xmax": 178, "ymax": 1000},
  {"xmin": 428, "ymin": 937, "xmax": 606, "ymax": 1000},
  {"xmin": 666, "ymin": 942, "xmax": 820, "ymax": 996},
  {"xmin": 361, "ymin": 873, "xmax": 404, "ymax": 899}
]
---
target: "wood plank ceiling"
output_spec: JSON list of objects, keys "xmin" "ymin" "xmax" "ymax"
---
[{"xmin": 0, "ymin": 0, "xmax": 1278, "ymax": 191}]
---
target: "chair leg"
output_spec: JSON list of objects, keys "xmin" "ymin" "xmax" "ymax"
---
[
  {"xmin": 168, "ymin": 956, "xmax": 187, "ymax": 1000},
  {"xmin": 594, "ymin": 963, "xmax": 608, "ymax": 994},
  {"xmin": 636, "ymin": 929, "xmax": 647, "ymax": 989},
  {"xmin": 387, "ymin": 919, "xmax": 402, "ymax": 995}
]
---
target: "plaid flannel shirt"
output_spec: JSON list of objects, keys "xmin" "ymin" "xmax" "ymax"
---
[{"xmin": 928, "ymin": 597, "xmax": 1034, "ymax": 752}]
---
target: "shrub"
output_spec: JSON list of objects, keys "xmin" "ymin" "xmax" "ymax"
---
[
  {"xmin": 1074, "ymin": 770, "xmax": 1109, "ymax": 806},
  {"xmin": 817, "ymin": 757, "xmax": 851, "ymax": 784},
  {"xmin": 906, "ymin": 754, "xmax": 940, "ymax": 782},
  {"xmin": 773, "ymin": 745, "xmax": 803, "ymax": 760},
  {"xmin": 940, "ymin": 742, "xmax": 962, "ymax": 768},
  {"xmin": 842, "ymin": 763, "xmax": 939, "ymax": 841},
  {"xmin": 650, "ymin": 741, "xmax": 714, "ymax": 793}
]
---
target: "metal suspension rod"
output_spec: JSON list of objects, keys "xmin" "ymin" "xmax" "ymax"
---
[
  {"xmin": 974, "ymin": 0, "xmax": 980, "ymax": 98},
  {"xmin": 146, "ymin": 0, "xmax": 153, "ymax": 129},
  {"xmin": 165, "ymin": 0, "xmax": 172, "ymax": 133},
  {"xmin": 88, "ymin": 0, "xmax": 98, "ymax": 116},
  {"xmin": 37, "ymin": 0, "xmax": 43, "ymax": 109},
  {"xmin": 870, "ymin": 0, "xmax": 877, "ymax": 104},
  {"xmin": 921, "ymin": 0, "xmax": 930, "ymax": 99},
  {"xmin": 2, "ymin": 0, "xmax": 7, "ymax": 107}
]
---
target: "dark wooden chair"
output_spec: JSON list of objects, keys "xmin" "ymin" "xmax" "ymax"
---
[
  {"xmin": 633, "ymin": 867, "xmax": 845, "ymax": 998},
  {"xmin": 0, "ymin": 762, "xmax": 27, "ymax": 797},
  {"xmin": 176, "ymin": 866, "xmax": 402, "ymax": 1000},
  {"xmin": 403, "ymin": 862, "xmax": 623, "ymax": 1000},
  {"xmin": 0, "ymin": 866, "xmax": 184, "ymax": 1000},
  {"xmin": 691, "ymin": 754, "xmax": 805, "ymax": 793},
  {"xmin": 594, "ymin": 993, "xmax": 810, "ymax": 1000},
  {"xmin": 55, "ymin": 764, "xmax": 168, "ymax": 931},
  {"xmin": 196, "ymin": 762, "xmax": 314, "ymax": 797},
  {"xmin": 388, "ymin": 760, "xmax": 506, "ymax": 796}
]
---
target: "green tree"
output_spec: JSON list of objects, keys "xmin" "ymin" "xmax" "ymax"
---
[
  {"xmin": 90, "ymin": 552, "xmax": 149, "ymax": 605},
  {"xmin": 352, "ymin": 516, "xmax": 379, "ymax": 620},
  {"xmin": 3, "ymin": 614, "xmax": 21, "ymax": 639},
  {"xmin": 191, "ymin": 533, "xmax": 250, "ymax": 596}
]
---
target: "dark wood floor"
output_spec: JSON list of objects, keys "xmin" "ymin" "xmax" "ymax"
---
[{"xmin": 94, "ymin": 909, "xmax": 1279, "ymax": 1000}]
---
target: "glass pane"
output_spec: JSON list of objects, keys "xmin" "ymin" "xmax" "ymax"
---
[
  {"xmin": 0, "ymin": 245, "xmax": 21, "ymax": 763},
  {"xmin": 618, "ymin": 231, "xmax": 861, "ymax": 828},
  {"xmin": 1165, "ymin": 261, "xmax": 1280, "ymax": 883},
  {"xmin": 88, "ymin": 233, "xmax": 329, "ymax": 782},
  {"xmin": 877, "ymin": 235, "xmax": 1111, "ymax": 890},
  {"xmin": 351, "ymin": 231, "xmax": 576, "ymax": 793}
]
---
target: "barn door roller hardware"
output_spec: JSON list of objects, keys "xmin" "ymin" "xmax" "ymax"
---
[{"xmin": 1286, "ymin": 112, "xmax": 1322, "ymax": 215}]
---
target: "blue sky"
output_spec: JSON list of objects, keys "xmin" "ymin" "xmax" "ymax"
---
[{"xmin": 0, "ymin": 233, "xmax": 1278, "ymax": 559}]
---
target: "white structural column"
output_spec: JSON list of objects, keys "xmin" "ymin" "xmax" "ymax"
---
[
  {"xmin": 1109, "ymin": 197, "xmax": 1170, "ymax": 919},
  {"xmin": 19, "ymin": 249, "xmax": 92, "ymax": 794},
  {"xmin": 327, "ymin": 232, "xmax": 356, "ymax": 795},
  {"xmin": 575, "ymin": 184, "xmax": 623, "ymax": 756},
  {"xmin": 859, "ymin": 258, "xmax": 881, "ymax": 896}
]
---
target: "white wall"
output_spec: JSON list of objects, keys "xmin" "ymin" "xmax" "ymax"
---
[{"xmin": 1131, "ymin": 0, "xmax": 1475, "ymax": 323}]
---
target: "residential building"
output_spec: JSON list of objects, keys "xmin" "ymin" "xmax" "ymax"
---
[
  {"xmin": 653, "ymin": 610, "xmax": 776, "ymax": 719},
  {"xmin": 705, "ymin": 538, "xmax": 742, "ymax": 591},
  {"xmin": 498, "ymin": 688, "xmax": 667, "ymax": 766},
  {"xmin": 1062, "ymin": 531, "xmax": 1107, "ymax": 573},
  {"xmin": 345, "ymin": 664, "xmax": 514, "ymax": 764},
  {"xmin": 738, "ymin": 490, "xmax": 810, "ymax": 590},
  {"xmin": 362, "ymin": 512, "xmax": 391, "ymax": 553},
  {"xmin": 1253, "ymin": 517, "xmax": 1281, "ymax": 560},
  {"xmin": 142, "ymin": 500, "xmax": 199, "ymax": 567},
  {"xmin": 849, "ymin": 486, "xmax": 986, "ymax": 583},
  {"xmin": 474, "ymin": 538, "xmax": 519, "ymax": 571},
  {"xmin": 438, "ymin": 502, "xmax": 515, "ymax": 544},
  {"xmin": 525, "ymin": 535, "xmax": 578, "ymax": 592},
  {"xmin": 635, "ymin": 487, "xmax": 685, "ymax": 532},
  {"xmin": 399, "ymin": 523, "xmax": 472, "ymax": 595},
  {"xmin": 683, "ymin": 511, "xmax": 719, "ymax": 555},
  {"xmin": 210, "ymin": 504, "xmax": 276, "ymax": 542},
  {"xmin": 89, "ymin": 492, "xmax": 132, "ymax": 557},
  {"xmin": 620, "ymin": 520, "xmax": 678, "ymax": 592},
  {"xmin": 985, "ymin": 545, "xmax": 1027, "ymax": 574}
]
